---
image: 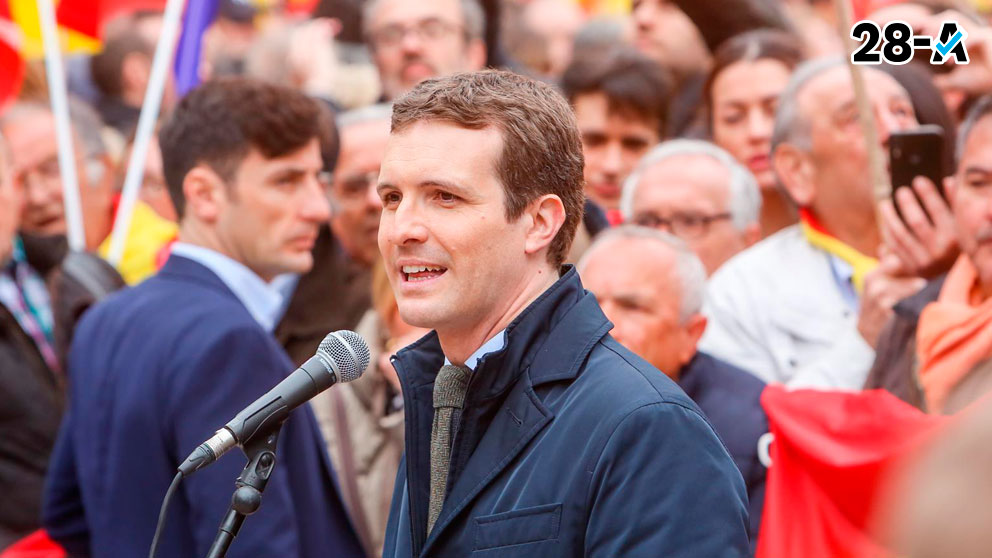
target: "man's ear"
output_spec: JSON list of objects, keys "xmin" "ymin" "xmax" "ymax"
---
[
  {"xmin": 742, "ymin": 222, "xmax": 761, "ymax": 247},
  {"xmin": 182, "ymin": 165, "xmax": 227, "ymax": 224},
  {"xmin": 772, "ymin": 143, "xmax": 815, "ymax": 207},
  {"xmin": 524, "ymin": 194, "xmax": 566, "ymax": 257},
  {"xmin": 466, "ymin": 38, "xmax": 486, "ymax": 71},
  {"xmin": 679, "ymin": 313, "xmax": 708, "ymax": 367},
  {"xmin": 79, "ymin": 155, "xmax": 116, "ymax": 251}
]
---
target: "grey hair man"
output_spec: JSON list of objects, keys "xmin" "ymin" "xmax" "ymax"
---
[
  {"xmin": 699, "ymin": 56, "xmax": 926, "ymax": 390},
  {"xmin": 620, "ymin": 138, "xmax": 761, "ymax": 274},
  {"xmin": 276, "ymin": 103, "xmax": 392, "ymax": 366},
  {"xmin": 364, "ymin": 0, "xmax": 486, "ymax": 101},
  {"xmin": 577, "ymin": 224, "xmax": 768, "ymax": 548},
  {"xmin": 0, "ymin": 99, "xmax": 115, "ymax": 251}
]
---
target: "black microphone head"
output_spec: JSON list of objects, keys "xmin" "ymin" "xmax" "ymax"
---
[{"xmin": 317, "ymin": 330, "xmax": 370, "ymax": 383}]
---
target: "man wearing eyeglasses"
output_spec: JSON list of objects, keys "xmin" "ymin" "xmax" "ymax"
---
[
  {"xmin": 275, "ymin": 104, "xmax": 398, "ymax": 557},
  {"xmin": 364, "ymin": 0, "xmax": 486, "ymax": 102},
  {"xmin": 0, "ymin": 100, "xmax": 116, "ymax": 251},
  {"xmin": 277, "ymin": 104, "xmax": 391, "ymax": 366},
  {"xmin": 620, "ymin": 139, "xmax": 762, "ymax": 275}
]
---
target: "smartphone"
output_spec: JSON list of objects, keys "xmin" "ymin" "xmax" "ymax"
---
[{"xmin": 889, "ymin": 125, "xmax": 946, "ymax": 223}]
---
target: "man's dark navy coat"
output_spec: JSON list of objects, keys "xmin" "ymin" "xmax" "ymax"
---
[
  {"xmin": 382, "ymin": 267, "xmax": 750, "ymax": 557},
  {"xmin": 679, "ymin": 352, "xmax": 769, "ymax": 549},
  {"xmin": 42, "ymin": 255, "xmax": 364, "ymax": 558}
]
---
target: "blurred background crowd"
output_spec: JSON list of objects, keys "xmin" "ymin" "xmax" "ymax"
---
[{"xmin": 4, "ymin": 0, "xmax": 992, "ymax": 556}]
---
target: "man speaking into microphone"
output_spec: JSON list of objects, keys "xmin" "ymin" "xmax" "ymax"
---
[
  {"xmin": 378, "ymin": 70, "xmax": 749, "ymax": 557},
  {"xmin": 42, "ymin": 79, "xmax": 364, "ymax": 558}
]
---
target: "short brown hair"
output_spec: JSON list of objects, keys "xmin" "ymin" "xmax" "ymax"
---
[
  {"xmin": 158, "ymin": 77, "xmax": 326, "ymax": 219},
  {"xmin": 391, "ymin": 69, "xmax": 585, "ymax": 268},
  {"xmin": 560, "ymin": 47, "xmax": 671, "ymax": 138}
]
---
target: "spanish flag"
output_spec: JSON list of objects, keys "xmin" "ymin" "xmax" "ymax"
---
[
  {"xmin": 0, "ymin": 12, "xmax": 24, "ymax": 111},
  {"xmin": 0, "ymin": 0, "xmax": 102, "ymax": 60},
  {"xmin": 55, "ymin": 0, "xmax": 167, "ymax": 41},
  {"xmin": 0, "ymin": 0, "xmax": 165, "ymax": 111}
]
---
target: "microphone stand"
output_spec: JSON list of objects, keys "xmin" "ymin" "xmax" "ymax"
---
[{"xmin": 204, "ymin": 425, "xmax": 282, "ymax": 558}]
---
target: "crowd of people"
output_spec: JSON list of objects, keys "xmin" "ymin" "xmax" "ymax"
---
[{"xmin": 3, "ymin": 0, "xmax": 992, "ymax": 556}]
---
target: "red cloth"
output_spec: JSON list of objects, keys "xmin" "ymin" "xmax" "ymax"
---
[
  {"xmin": 605, "ymin": 208, "xmax": 624, "ymax": 227},
  {"xmin": 0, "ymin": 14, "xmax": 24, "ymax": 111},
  {"xmin": 852, "ymin": 0, "xmax": 906, "ymax": 20},
  {"xmin": 0, "ymin": 531, "xmax": 66, "ymax": 558},
  {"xmin": 756, "ymin": 386, "xmax": 949, "ymax": 558},
  {"xmin": 55, "ymin": 0, "xmax": 166, "ymax": 39},
  {"xmin": 283, "ymin": 0, "xmax": 320, "ymax": 16}
]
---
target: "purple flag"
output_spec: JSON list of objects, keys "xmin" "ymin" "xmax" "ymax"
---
[{"xmin": 173, "ymin": 0, "xmax": 219, "ymax": 97}]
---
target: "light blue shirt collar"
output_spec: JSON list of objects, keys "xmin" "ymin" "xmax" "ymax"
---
[
  {"xmin": 170, "ymin": 243, "xmax": 287, "ymax": 333},
  {"xmin": 828, "ymin": 254, "xmax": 859, "ymax": 310},
  {"xmin": 444, "ymin": 329, "xmax": 508, "ymax": 371}
]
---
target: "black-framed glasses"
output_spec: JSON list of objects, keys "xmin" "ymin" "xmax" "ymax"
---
[
  {"xmin": 369, "ymin": 18, "xmax": 464, "ymax": 49},
  {"xmin": 329, "ymin": 170, "xmax": 377, "ymax": 203},
  {"xmin": 631, "ymin": 211, "xmax": 733, "ymax": 239}
]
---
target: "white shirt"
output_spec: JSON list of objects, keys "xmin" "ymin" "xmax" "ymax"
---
[
  {"xmin": 444, "ymin": 329, "xmax": 508, "ymax": 371},
  {"xmin": 170, "ymin": 243, "xmax": 286, "ymax": 333},
  {"xmin": 700, "ymin": 225, "xmax": 875, "ymax": 390}
]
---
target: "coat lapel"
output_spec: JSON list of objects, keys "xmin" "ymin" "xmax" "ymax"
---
[{"xmin": 420, "ymin": 371, "xmax": 553, "ymax": 556}]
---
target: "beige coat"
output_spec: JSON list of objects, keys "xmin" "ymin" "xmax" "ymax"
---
[{"xmin": 309, "ymin": 311, "xmax": 404, "ymax": 558}]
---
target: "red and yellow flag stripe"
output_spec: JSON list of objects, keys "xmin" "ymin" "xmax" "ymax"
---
[{"xmin": 799, "ymin": 208, "xmax": 879, "ymax": 293}]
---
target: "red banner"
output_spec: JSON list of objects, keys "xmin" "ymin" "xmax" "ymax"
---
[
  {"xmin": 55, "ymin": 0, "xmax": 167, "ymax": 39},
  {"xmin": 757, "ymin": 386, "xmax": 949, "ymax": 558}
]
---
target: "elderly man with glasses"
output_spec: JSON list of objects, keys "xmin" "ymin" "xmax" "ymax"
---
[
  {"xmin": 364, "ymin": 0, "xmax": 487, "ymax": 102},
  {"xmin": 620, "ymin": 138, "xmax": 762, "ymax": 275},
  {"xmin": 277, "ymin": 104, "xmax": 391, "ymax": 365}
]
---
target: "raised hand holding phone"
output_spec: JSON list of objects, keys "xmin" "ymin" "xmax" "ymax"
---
[{"xmin": 883, "ymin": 126, "xmax": 959, "ymax": 278}]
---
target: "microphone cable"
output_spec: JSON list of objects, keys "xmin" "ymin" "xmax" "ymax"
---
[{"xmin": 148, "ymin": 472, "xmax": 183, "ymax": 558}]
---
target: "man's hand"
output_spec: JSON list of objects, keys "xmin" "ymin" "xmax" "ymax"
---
[
  {"xmin": 0, "ymin": 162, "xmax": 23, "ymax": 264},
  {"xmin": 919, "ymin": 11, "xmax": 992, "ymax": 98},
  {"xmin": 879, "ymin": 176, "xmax": 959, "ymax": 279},
  {"xmin": 858, "ymin": 251, "xmax": 927, "ymax": 349},
  {"xmin": 288, "ymin": 18, "xmax": 341, "ymax": 99}
]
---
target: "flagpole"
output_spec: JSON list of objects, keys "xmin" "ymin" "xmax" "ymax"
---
[
  {"xmin": 107, "ymin": 0, "xmax": 186, "ymax": 266},
  {"xmin": 834, "ymin": 0, "xmax": 889, "ymax": 204},
  {"xmin": 37, "ymin": 0, "xmax": 85, "ymax": 252}
]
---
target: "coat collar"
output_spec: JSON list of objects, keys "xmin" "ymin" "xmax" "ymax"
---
[
  {"xmin": 391, "ymin": 265, "xmax": 614, "ymax": 556},
  {"xmin": 156, "ymin": 253, "xmax": 242, "ymax": 302},
  {"xmin": 394, "ymin": 265, "xmax": 612, "ymax": 395}
]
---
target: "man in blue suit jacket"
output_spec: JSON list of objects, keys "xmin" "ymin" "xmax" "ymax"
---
[
  {"xmin": 579, "ymin": 226, "xmax": 769, "ymax": 550},
  {"xmin": 42, "ymin": 78, "xmax": 364, "ymax": 558},
  {"xmin": 375, "ymin": 70, "xmax": 749, "ymax": 557}
]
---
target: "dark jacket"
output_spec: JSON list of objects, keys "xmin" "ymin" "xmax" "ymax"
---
[
  {"xmin": 382, "ymin": 267, "xmax": 750, "ymax": 558},
  {"xmin": 0, "ymin": 234, "xmax": 122, "ymax": 549},
  {"xmin": 864, "ymin": 276, "xmax": 946, "ymax": 411},
  {"xmin": 42, "ymin": 255, "xmax": 364, "ymax": 558},
  {"xmin": 679, "ymin": 352, "xmax": 768, "ymax": 549},
  {"xmin": 276, "ymin": 225, "xmax": 371, "ymax": 366}
]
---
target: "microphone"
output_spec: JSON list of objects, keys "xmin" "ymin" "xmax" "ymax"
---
[{"xmin": 178, "ymin": 330, "xmax": 370, "ymax": 476}]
